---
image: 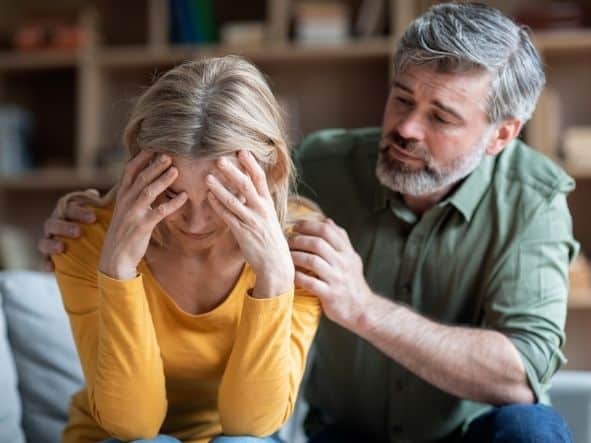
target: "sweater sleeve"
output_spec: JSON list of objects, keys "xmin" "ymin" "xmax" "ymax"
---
[
  {"xmin": 217, "ymin": 286, "xmax": 321, "ymax": 436},
  {"xmin": 51, "ymin": 215, "xmax": 167, "ymax": 440}
]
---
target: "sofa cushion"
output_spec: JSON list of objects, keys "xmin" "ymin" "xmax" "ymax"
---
[
  {"xmin": 0, "ymin": 279, "xmax": 25, "ymax": 443},
  {"xmin": 0, "ymin": 270, "xmax": 84, "ymax": 443}
]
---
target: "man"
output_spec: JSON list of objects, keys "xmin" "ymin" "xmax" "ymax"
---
[{"xmin": 41, "ymin": 3, "xmax": 577, "ymax": 442}]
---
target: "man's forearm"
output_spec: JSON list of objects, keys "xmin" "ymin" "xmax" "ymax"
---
[{"xmin": 351, "ymin": 292, "xmax": 534, "ymax": 405}]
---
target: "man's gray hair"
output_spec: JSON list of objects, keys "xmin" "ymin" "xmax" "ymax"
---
[{"xmin": 393, "ymin": 3, "xmax": 545, "ymax": 123}]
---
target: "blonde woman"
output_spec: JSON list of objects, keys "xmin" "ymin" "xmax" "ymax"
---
[{"xmin": 50, "ymin": 56, "xmax": 321, "ymax": 443}]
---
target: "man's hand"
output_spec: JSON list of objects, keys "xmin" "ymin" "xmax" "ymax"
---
[
  {"xmin": 289, "ymin": 218, "xmax": 373, "ymax": 328},
  {"xmin": 38, "ymin": 190, "xmax": 99, "ymax": 272}
]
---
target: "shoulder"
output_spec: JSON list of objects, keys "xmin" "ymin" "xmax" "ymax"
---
[
  {"xmin": 484, "ymin": 140, "xmax": 577, "ymax": 257},
  {"xmin": 294, "ymin": 127, "xmax": 381, "ymax": 164},
  {"xmin": 494, "ymin": 139, "xmax": 574, "ymax": 205},
  {"xmin": 51, "ymin": 206, "xmax": 113, "ymax": 277},
  {"xmin": 294, "ymin": 127, "xmax": 382, "ymax": 216}
]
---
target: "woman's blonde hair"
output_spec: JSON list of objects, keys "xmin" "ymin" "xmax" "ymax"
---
[
  {"xmin": 124, "ymin": 55, "xmax": 294, "ymax": 226},
  {"xmin": 57, "ymin": 55, "xmax": 323, "ymax": 233}
]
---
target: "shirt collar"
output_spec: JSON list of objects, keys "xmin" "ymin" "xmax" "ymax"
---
[
  {"xmin": 446, "ymin": 152, "xmax": 496, "ymax": 222},
  {"xmin": 371, "ymin": 148, "xmax": 497, "ymax": 223}
]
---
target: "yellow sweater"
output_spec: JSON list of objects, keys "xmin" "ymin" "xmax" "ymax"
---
[{"xmin": 52, "ymin": 206, "xmax": 322, "ymax": 443}]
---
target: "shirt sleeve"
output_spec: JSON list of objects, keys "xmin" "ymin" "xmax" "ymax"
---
[
  {"xmin": 51, "ymin": 221, "xmax": 167, "ymax": 440},
  {"xmin": 483, "ymin": 193, "xmax": 579, "ymax": 402},
  {"xmin": 217, "ymin": 286, "xmax": 322, "ymax": 436}
]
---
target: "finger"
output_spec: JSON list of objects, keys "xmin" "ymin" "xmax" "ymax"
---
[
  {"xmin": 238, "ymin": 150, "xmax": 271, "ymax": 198},
  {"xmin": 83, "ymin": 188, "xmax": 100, "ymax": 197},
  {"xmin": 41, "ymin": 258, "xmax": 55, "ymax": 273},
  {"xmin": 145, "ymin": 191, "xmax": 188, "ymax": 226},
  {"xmin": 288, "ymin": 234, "xmax": 337, "ymax": 265},
  {"xmin": 216, "ymin": 156, "xmax": 260, "ymax": 207},
  {"xmin": 206, "ymin": 173, "xmax": 254, "ymax": 224},
  {"xmin": 65, "ymin": 200, "xmax": 96, "ymax": 223},
  {"xmin": 38, "ymin": 237, "xmax": 65, "ymax": 255},
  {"xmin": 291, "ymin": 250, "xmax": 333, "ymax": 280},
  {"xmin": 295, "ymin": 270, "xmax": 329, "ymax": 298},
  {"xmin": 207, "ymin": 191, "xmax": 242, "ymax": 231},
  {"xmin": 120, "ymin": 150, "xmax": 156, "ymax": 190},
  {"xmin": 129, "ymin": 154, "xmax": 173, "ymax": 198},
  {"xmin": 135, "ymin": 166, "xmax": 179, "ymax": 209},
  {"xmin": 43, "ymin": 218, "xmax": 81, "ymax": 238},
  {"xmin": 292, "ymin": 220, "xmax": 345, "ymax": 251}
]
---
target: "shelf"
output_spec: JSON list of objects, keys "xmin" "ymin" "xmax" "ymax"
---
[
  {"xmin": 96, "ymin": 38, "xmax": 395, "ymax": 68},
  {"xmin": 563, "ymin": 164, "xmax": 591, "ymax": 180},
  {"xmin": 0, "ymin": 168, "xmax": 118, "ymax": 190},
  {"xmin": 569, "ymin": 289, "xmax": 591, "ymax": 310},
  {"xmin": 533, "ymin": 29, "xmax": 591, "ymax": 53},
  {"xmin": 0, "ymin": 50, "xmax": 79, "ymax": 71}
]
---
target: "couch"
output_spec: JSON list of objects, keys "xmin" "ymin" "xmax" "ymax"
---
[{"xmin": 1, "ymin": 270, "xmax": 590, "ymax": 443}]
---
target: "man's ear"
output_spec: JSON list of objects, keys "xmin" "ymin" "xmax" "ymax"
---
[{"xmin": 486, "ymin": 118, "xmax": 522, "ymax": 156}]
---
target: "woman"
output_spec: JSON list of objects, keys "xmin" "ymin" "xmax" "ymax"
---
[{"xmin": 51, "ymin": 55, "xmax": 322, "ymax": 443}]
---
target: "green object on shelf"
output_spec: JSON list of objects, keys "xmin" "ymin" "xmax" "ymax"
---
[{"xmin": 190, "ymin": 0, "xmax": 217, "ymax": 43}]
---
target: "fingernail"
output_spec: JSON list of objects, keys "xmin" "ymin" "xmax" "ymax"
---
[
  {"xmin": 218, "ymin": 157, "xmax": 227, "ymax": 168},
  {"xmin": 70, "ymin": 227, "xmax": 80, "ymax": 236},
  {"xmin": 159, "ymin": 154, "xmax": 169, "ymax": 163},
  {"xmin": 206, "ymin": 174, "xmax": 215, "ymax": 183}
]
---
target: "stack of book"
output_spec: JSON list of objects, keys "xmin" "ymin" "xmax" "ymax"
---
[
  {"xmin": 169, "ymin": 0, "xmax": 216, "ymax": 45},
  {"xmin": 294, "ymin": 1, "xmax": 351, "ymax": 45},
  {"xmin": 0, "ymin": 106, "xmax": 32, "ymax": 177}
]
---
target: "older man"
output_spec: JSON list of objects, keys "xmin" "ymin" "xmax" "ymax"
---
[
  {"xmin": 287, "ymin": 3, "xmax": 577, "ymax": 443},
  {"xmin": 41, "ymin": 3, "xmax": 577, "ymax": 443}
]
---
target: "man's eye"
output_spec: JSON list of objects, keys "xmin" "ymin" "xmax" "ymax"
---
[
  {"xmin": 396, "ymin": 96, "xmax": 412, "ymax": 105},
  {"xmin": 433, "ymin": 114, "xmax": 450, "ymax": 124}
]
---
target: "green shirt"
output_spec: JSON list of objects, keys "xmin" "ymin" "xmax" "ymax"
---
[{"xmin": 294, "ymin": 127, "xmax": 579, "ymax": 443}]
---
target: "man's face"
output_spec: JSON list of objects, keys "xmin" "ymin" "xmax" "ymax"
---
[{"xmin": 377, "ymin": 64, "xmax": 494, "ymax": 196}]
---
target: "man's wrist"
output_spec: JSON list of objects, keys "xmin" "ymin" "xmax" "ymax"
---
[{"xmin": 351, "ymin": 290, "xmax": 403, "ymax": 340}]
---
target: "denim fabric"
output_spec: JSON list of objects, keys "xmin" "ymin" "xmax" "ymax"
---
[
  {"xmin": 101, "ymin": 435, "xmax": 181, "ymax": 443},
  {"xmin": 308, "ymin": 404, "xmax": 573, "ymax": 443},
  {"xmin": 462, "ymin": 404, "xmax": 573, "ymax": 443}
]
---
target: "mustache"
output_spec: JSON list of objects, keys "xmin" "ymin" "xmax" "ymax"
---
[{"xmin": 379, "ymin": 132, "xmax": 420, "ymax": 154}]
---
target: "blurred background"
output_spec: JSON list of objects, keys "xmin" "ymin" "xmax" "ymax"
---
[{"xmin": 0, "ymin": 0, "xmax": 589, "ymax": 367}]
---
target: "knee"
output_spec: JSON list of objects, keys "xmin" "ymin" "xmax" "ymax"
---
[{"xmin": 490, "ymin": 404, "xmax": 572, "ymax": 443}]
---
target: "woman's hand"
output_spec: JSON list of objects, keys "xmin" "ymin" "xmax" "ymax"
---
[
  {"xmin": 206, "ymin": 150, "xmax": 294, "ymax": 298},
  {"xmin": 99, "ymin": 151, "xmax": 187, "ymax": 280}
]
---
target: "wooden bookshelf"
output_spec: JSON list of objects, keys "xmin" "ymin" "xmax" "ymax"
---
[
  {"xmin": 0, "ymin": 168, "xmax": 117, "ymax": 190},
  {"xmin": 96, "ymin": 38, "xmax": 396, "ymax": 68},
  {"xmin": 0, "ymin": 0, "xmax": 590, "ymax": 282},
  {"xmin": 0, "ymin": 51, "xmax": 79, "ymax": 71},
  {"xmin": 533, "ymin": 29, "xmax": 591, "ymax": 53},
  {"xmin": 569, "ymin": 291, "xmax": 591, "ymax": 310}
]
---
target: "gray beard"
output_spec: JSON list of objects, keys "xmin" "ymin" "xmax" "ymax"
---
[{"xmin": 375, "ymin": 132, "xmax": 490, "ymax": 196}]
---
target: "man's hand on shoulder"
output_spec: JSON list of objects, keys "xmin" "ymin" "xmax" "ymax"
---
[
  {"xmin": 289, "ymin": 218, "xmax": 374, "ymax": 329},
  {"xmin": 38, "ymin": 189, "xmax": 99, "ymax": 272}
]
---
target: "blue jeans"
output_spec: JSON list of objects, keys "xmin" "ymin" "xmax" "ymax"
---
[
  {"xmin": 308, "ymin": 404, "xmax": 573, "ymax": 443},
  {"xmin": 101, "ymin": 433, "xmax": 282, "ymax": 442},
  {"xmin": 461, "ymin": 404, "xmax": 573, "ymax": 443}
]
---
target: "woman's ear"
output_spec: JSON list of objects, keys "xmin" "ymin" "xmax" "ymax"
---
[{"xmin": 486, "ymin": 118, "xmax": 522, "ymax": 156}]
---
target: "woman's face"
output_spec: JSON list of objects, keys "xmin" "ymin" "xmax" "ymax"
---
[{"xmin": 153, "ymin": 154, "xmax": 239, "ymax": 253}]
